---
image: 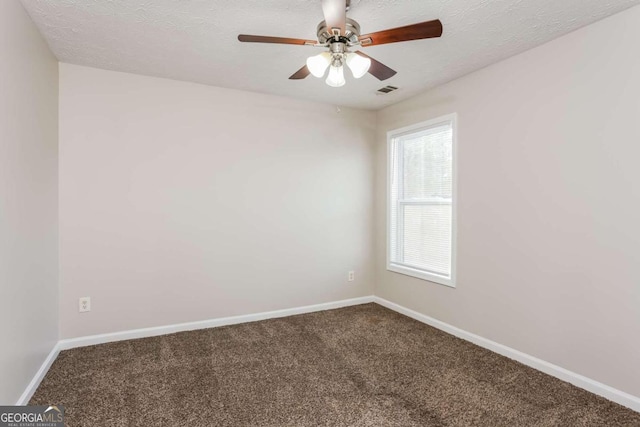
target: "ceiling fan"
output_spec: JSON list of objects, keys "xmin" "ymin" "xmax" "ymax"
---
[{"xmin": 237, "ymin": 0, "xmax": 443, "ymax": 87}]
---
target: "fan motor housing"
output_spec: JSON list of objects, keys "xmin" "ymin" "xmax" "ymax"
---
[{"xmin": 316, "ymin": 18, "xmax": 361, "ymax": 45}]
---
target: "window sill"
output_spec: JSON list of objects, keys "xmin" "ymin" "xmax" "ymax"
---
[{"xmin": 387, "ymin": 263, "xmax": 456, "ymax": 288}]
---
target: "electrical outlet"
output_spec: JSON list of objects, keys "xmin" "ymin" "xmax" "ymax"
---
[
  {"xmin": 79, "ymin": 297, "xmax": 91, "ymax": 313},
  {"xmin": 348, "ymin": 271, "xmax": 355, "ymax": 282}
]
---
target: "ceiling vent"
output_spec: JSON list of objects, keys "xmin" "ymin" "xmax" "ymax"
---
[{"xmin": 377, "ymin": 85, "xmax": 398, "ymax": 94}]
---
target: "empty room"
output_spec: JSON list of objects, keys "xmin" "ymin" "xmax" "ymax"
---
[{"xmin": 1, "ymin": 0, "xmax": 639, "ymax": 425}]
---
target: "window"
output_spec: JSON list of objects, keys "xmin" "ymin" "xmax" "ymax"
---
[{"xmin": 387, "ymin": 114, "xmax": 456, "ymax": 287}]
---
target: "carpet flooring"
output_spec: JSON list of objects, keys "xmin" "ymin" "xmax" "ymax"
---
[{"xmin": 31, "ymin": 303, "xmax": 640, "ymax": 426}]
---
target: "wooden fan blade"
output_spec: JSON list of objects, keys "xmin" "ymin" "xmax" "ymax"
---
[
  {"xmin": 322, "ymin": 0, "xmax": 347, "ymax": 35},
  {"xmin": 238, "ymin": 34, "xmax": 317, "ymax": 45},
  {"xmin": 359, "ymin": 19, "xmax": 443, "ymax": 46},
  {"xmin": 355, "ymin": 51, "xmax": 397, "ymax": 81},
  {"xmin": 289, "ymin": 65, "xmax": 311, "ymax": 80}
]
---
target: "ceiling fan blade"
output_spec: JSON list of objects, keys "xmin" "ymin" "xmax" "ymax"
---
[
  {"xmin": 289, "ymin": 65, "xmax": 311, "ymax": 80},
  {"xmin": 359, "ymin": 19, "xmax": 443, "ymax": 46},
  {"xmin": 355, "ymin": 51, "xmax": 397, "ymax": 81},
  {"xmin": 238, "ymin": 34, "xmax": 317, "ymax": 45},
  {"xmin": 322, "ymin": 0, "xmax": 347, "ymax": 35}
]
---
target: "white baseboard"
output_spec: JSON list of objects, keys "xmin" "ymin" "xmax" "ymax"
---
[
  {"xmin": 374, "ymin": 296, "xmax": 640, "ymax": 413},
  {"xmin": 58, "ymin": 295, "xmax": 375, "ymax": 351},
  {"xmin": 16, "ymin": 342, "xmax": 61, "ymax": 405}
]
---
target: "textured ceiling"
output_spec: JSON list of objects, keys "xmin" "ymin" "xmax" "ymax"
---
[{"xmin": 21, "ymin": 0, "xmax": 640, "ymax": 110}]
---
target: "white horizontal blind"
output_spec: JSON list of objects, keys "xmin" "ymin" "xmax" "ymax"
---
[{"xmin": 389, "ymin": 118, "xmax": 454, "ymax": 284}]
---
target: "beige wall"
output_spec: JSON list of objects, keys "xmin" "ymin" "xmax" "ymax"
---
[
  {"xmin": 59, "ymin": 64, "xmax": 376, "ymax": 339},
  {"xmin": 374, "ymin": 5, "xmax": 640, "ymax": 397},
  {"xmin": 0, "ymin": 2, "xmax": 59, "ymax": 404}
]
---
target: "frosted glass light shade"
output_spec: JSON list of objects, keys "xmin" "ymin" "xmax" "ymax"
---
[
  {"xmin": 306, "ymin": 52, "xmax": 332, "ymax": 78},
  {"xmin": 325, "ymin": 65, "xmax": 346, "ymax": 87},
  {"xmin": 346, "ymin": 53, "xmax": 371, "ymax": 79}
]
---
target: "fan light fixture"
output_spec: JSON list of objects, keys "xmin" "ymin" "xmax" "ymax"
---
[
  {"xmin": 326, "ymin": 64, "xmax": 346, "ymax": 87},
  {"xmin": 345, "ymin": 53, "xmax": 371, "ymax": 78},
  {"xmin": 306, "ymin": 52, "xmax": 331, "ymax": 77},
  {"xmin": 306, "ymin": 50, "xmax": 371, "ymax": 87}
]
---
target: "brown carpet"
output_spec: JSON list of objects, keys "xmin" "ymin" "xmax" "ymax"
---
[{"xmin": 31, "ymin": 303, "xmax": 640, "ymax": 426}]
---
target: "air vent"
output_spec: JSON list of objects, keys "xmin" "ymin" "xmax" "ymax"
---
[{"xmin": 377, "ymin": 85, "xmax": 398, "ymax": 94}]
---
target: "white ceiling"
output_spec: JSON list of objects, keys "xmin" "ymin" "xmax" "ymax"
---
[{"xmin": 21, "ymin": 0, "xmax": 640, "ymax": 110}]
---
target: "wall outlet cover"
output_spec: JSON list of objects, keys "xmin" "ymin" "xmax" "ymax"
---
[{"xmin": 79, "ymin": 297, "xmax": 91, "ymax": 313}]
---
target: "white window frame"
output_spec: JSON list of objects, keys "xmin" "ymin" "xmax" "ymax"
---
[{"xmin": 386, "ymin": 113, "xmax": 457, "ymax": 288}]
